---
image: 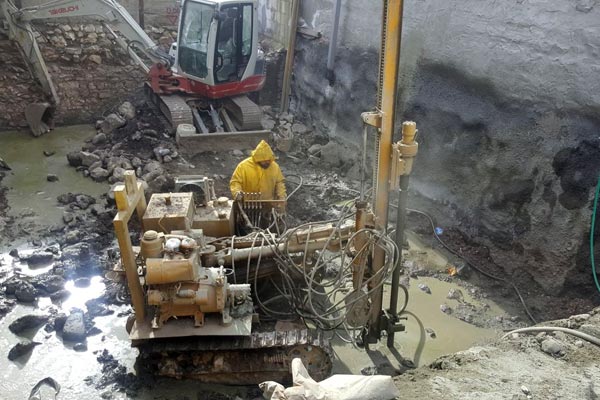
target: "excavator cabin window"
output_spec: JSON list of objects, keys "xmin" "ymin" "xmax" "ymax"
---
[
  {"xmin": 214, "ymin": 3, "xmax": 253, "ymax": 83},
  {"xmin": 178, "ymin": 1, "xmax": 215, "ymax": 79}
]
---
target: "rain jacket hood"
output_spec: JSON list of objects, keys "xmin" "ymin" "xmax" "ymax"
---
[
  {"xmin": 229, "ymin": 140, "xmax": 286, "ymax": 200},
  {"xmin": 251, "ymin": 140, "xmax": 275, "ymax": 163}
]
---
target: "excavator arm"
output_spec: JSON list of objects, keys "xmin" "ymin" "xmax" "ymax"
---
[
  {"xmin": 1, "ymin": 0, "xmax": 166, "ymax": 135},
  {"xmin": 9, "ymin": 0, "xmax": 165, "ymax": 69}
]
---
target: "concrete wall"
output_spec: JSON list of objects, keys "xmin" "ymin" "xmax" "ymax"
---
[{"xmin": 291, "ymin": 0, "xmax": 600, "ymax": 297}]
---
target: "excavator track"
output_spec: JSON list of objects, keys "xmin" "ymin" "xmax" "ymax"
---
[
  {"xmin": 135, "ymin": 328, "xmax": 333, "ymax": 384},
  {"xmin": 223, "ymin": 95, "xmax": 263, "ymax": 131},
  {"xmin": 144, "ymin": 83, "xmax": 193, "ymax": 132}
]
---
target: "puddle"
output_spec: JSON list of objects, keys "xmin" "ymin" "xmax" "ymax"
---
[
  {"xmin": 331, "ymin": 230, "xmax": 506, "ymax": 374},
  {"xmin": 62, "ymin": 276, "xmax": 106, "ymax": 310},
  {"xmin": 0, "ymin": 303, "xmax": 129, "ymax": 400},
  {"xmin": 0, "ymin": 126, "xmax": 107, "ymax": 226}
]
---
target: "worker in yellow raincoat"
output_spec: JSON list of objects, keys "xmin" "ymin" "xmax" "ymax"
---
[{"xmin": 229, "ymin": 140, "xmax": 286, "ymax": 201}]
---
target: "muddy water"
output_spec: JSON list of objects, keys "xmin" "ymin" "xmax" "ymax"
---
[
  {"xmin": 0, "ymin": 126, "xmax": 106, "ymax": 227},
  {"xmin": 331, "ymin": 233, "xmax": 504, "ymax": 374}
]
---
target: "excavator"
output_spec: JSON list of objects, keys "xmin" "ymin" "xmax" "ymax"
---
[
  {"xmin": 0, "ymin": 0, "xmax": 269, "ymax": 145},
  {"xmin": 108, "ymin": 0, "xmax": 418, "ymax": 384}
]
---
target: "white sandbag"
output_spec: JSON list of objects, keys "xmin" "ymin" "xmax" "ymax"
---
[{"xmin": 261, "ymin": 358, "xmax": 399, "ymax": 400}]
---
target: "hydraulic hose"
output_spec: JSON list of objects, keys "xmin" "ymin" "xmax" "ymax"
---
[
  {"xmin": 591, "ymin": 174, "xmax": 600, "ymax": 293},
  {"xmin": 502, "ymin": 326, "xmax": 600, "ymax": 348},
  {"xmin": 402, "ymin": 206, "xmax": 538, "ymax": 324}
]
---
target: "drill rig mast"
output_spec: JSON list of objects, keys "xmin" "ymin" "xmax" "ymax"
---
[{"xmin": 357, "ymin": 0, "xmax": 420, "ymax": 346}]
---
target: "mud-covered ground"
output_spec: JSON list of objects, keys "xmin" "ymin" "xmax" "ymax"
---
[{"xmin": 0, "ymin": 96, "xmax": 599, "ymax": 399}]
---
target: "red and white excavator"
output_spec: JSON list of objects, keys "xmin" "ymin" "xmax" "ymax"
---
[{"xmin": 1, "ymin": 0, "xmax": 268, "ymax": 144}]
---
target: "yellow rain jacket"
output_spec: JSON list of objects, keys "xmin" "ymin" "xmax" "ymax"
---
[{"xmin": 229, "ymin": 140, "xmax": 286, "ymax": 200}]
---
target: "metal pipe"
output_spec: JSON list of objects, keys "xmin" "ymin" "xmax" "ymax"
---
[
  {"xmin": 387, "ymin": 174, "xmax": 409, "ymax": 347},
  {"xmin": 280, "ymin": 0, "xmax": 301, "ymax": 112},
  {"xmin": 367, "ymin": 0, "xmax": 405, "ymax": 343},
  {"xmin": 139, "ymin": 0, "xmax": 145, "ymax": 28},
  {"xmin": 326, "ymin": 0, "xmax": 342, "ymax": 85},
  {"xmin": 360, "ymin": 124, "xmax": 369, "ymax": 201}
]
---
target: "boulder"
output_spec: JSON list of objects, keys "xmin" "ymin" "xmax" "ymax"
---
[
  {"xmin": 291, "ymin": 122, "xmax": 309, "ymax": 134},
  {"xmin": 15, "ymin": 282, "xmax": 37, "ymax": 302},
  {"xmin": 61, "ymin": 242, "xmax": 90, "ymax": 261},
  {"xmin": 62, "ymin": 310, "xmax": 86, "ymax": 342},
  {"xmin": 8, "ymin": 340, "xmax": 41, "ymax": 361},
  {"xmin": 22, "ymin": 250, "xmax": 54, "ymax": 266},
  {"xmin": 308, "ymin": 144, "xmax": 322, "ymax": 155},
  {"xmin": 100, "ymin": 113, "xmax": 126, "ymax": 134},
  {"xmin": 541, "ymin": 338, "xmax": 564, "ymax": 356},
  {"xmin": 118, "ymin": 101, "xmax": 136, "ymax": 120},
  {"xmin": 80, "ymin": 151, "xmax": 101, "ymax": 167},
  {"xmin": 320, "ymin": 141, "xmax": 342, "ymax": 166},
  {"xmin": 32, "ymin": 274, "xmax": 65, "ymax": 294},
  {"xmin": 8, "ymin": 314, "xmax": 49, "ymax": 334},
  {"xmin": 112, "ymin": 167, "xmax": 126, "ymax": 181},
  {"xmin": 90, "ymin": 167, "xmax": 109, "ymax": 182},
  {"xmin": 92, "ymin": 132, "xmax": 107, "ymax": 145},
  {"xmin": 74, "ymin": 194, "xmax": 96, "ymax": 209}
]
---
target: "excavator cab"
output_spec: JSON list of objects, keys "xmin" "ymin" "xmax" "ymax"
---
[{"xmin": 175, "ymin": 0, "xmax": 264, "ymax": 96}]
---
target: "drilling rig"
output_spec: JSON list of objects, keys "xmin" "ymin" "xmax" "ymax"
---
[{"xmin": 109, "ymin": 0, "xmax": 419, "ymax": 384}]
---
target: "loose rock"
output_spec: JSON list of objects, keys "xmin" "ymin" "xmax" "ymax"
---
[
  {"xmin": 100, "ymin": 113, "xmax": 126, "ymax": 134},
  {"xmin": 8, "ymin": 340, "xmax": 41, "ymax": 361},
  {"xmin": 418, "ymin": 283, "xmax": 432, "ymax": 294},
  {"xmin": 9, "ymin": 314, "xmax": 50, "ymax": 334},
  {"xmin": 15, "ymin": 281, "xmax": 37, "ymax": 302},
  {"xmin": 118, "ymin": 101, "xmax": 136, "ymax": 120},
  {"xmin": 62, "ymin": 310, "xmax": 87, "ymax": 341},
  {"xmin": 540, "ymin": 338, "xmax": 564, "ymax": 356}
]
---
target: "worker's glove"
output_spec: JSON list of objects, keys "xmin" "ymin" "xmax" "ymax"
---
[
  {"xmin": 276, "ymin": 200, "xmax": 287, "ymax": 215},
  {"xmin": 235, "ymin": 192, "xmax": 244, "ymax": 201}
]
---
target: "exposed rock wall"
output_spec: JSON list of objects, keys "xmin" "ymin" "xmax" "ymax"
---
[
  {"xmin": 35, "ymin": 22, "xmax": 176, "ymax": 125},
  {"xmin": 290, "ymin": 0, "xmax": 600, "ymax": 298},
  {"xmin": 0, "ymin": 22, "xmax": 176, "ymax": 128}
]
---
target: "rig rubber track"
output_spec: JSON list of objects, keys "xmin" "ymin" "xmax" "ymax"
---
[{"xmin": 135, "ymin": 329, "xmax": 333, "ymax": 384}]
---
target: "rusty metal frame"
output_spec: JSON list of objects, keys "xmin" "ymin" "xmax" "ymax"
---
[{"xmin": 112, "ymin": 170, "xmax": 147, "ymax": 323}]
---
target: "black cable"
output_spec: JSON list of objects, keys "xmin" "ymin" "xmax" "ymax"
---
[{"xmin": 404, "ymin": 207, "xmax": 538, "ymax": 324}]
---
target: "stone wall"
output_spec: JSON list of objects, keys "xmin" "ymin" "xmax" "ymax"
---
[
  {"xmin": 290, "ymin": 0, "xmax": 600, "ymax": 297},
  {"xmin": 0, "ymin": 21, "xmax": 176, "ymax": 128},
  {"xmin": 36, "ymin": 21, "xmax": 176, "ymax": 125}
]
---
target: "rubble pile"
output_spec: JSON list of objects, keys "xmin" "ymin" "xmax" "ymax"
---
[
  {"xmin": 66, "ymin": 100, "xmax": 177, "ymax": 194},
  {"xmin": 262, "ymin": 106, "xmax": 362, "ymax": 181}
]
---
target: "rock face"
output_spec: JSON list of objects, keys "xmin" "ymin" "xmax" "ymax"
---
[{"xmin": 289, "ymin": 0, "xmax": 600, "ymax": 297}]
